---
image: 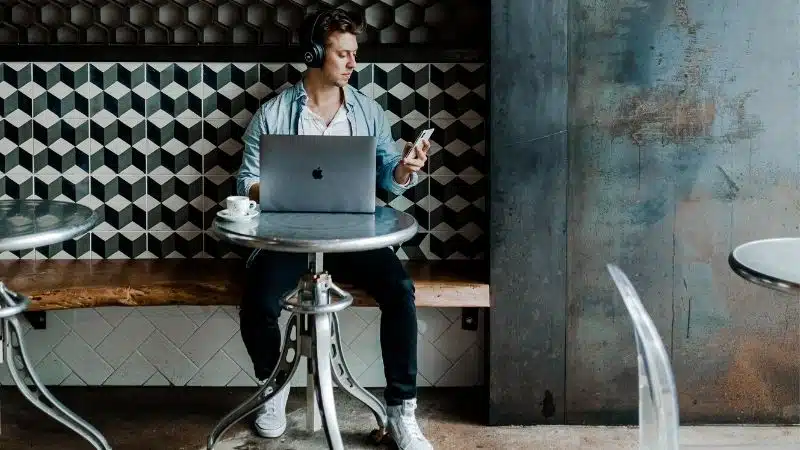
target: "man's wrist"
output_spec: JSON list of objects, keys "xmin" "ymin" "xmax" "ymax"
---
[
  {"xmin": 393, "ymin": 165, "xmax": 412, "ymax": 185},
  {"xmin": 248, "ymin": 183, "xmax": 260, "ymax": 201}
]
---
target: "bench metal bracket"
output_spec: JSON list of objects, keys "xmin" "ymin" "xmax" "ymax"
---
[
  {"xmin": 23, "ymin": 311, "xmax": 47, "ymax": 330},
  {"xmin": 461, "ymin": 307, "xmax": 478, "ymax": 330}
]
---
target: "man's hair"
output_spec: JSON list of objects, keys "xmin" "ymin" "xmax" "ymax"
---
[{"xmin": 300, "ymin": 8, "xmax": 364, "ymax": 47}]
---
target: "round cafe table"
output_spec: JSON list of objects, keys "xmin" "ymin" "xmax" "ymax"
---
[
  {"xmin": 206, "ymin": 206, "xmax": 417, "ymax": 450},
  {"xmin": 0, "ymin": 199, "xmax": 110, "ymax": 449},
  {"xmin": 729, "ymin": 237, "xmax": 800, "ymax": 294}
]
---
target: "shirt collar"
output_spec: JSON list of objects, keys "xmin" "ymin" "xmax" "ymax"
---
[{"xmin": 296, "ymin": 78, "xmax": 354, "ymax": 113}]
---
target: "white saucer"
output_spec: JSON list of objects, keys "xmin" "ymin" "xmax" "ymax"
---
[{"xmin": 217, "ymin": 209, "xmax": 258, "ymax": 222}]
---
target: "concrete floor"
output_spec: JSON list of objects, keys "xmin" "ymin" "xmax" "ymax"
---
[{"xmin": 0, "ymin": 386, "xmax": 797, "ymax": 449}]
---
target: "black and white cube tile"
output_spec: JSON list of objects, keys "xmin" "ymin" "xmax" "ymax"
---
[
  {"xmin": 145, "ymin": 63, "xmax": 203, "ymax": 119},
  {"xmin": 87, "ymin": 63, "xmax": 147, "ymax": 117},
  {"xmin": 0, "ymin": 64, "xmax": 34, "ymax": 205},
  {"xmin": 0, "ymin": 167, "xmax": 33, "ymax": 201},
  {"xmin": 31, "ymin": 63, "xmax": 89, "ymax": 120},
  {"xmin": 202, "ymin": 119, "xmax": 247, "ymax": 177},
  {"xmin": 429, "ymin": 63, "xmax": 486, "ymax": 121},
  {"xmin": 429, "ymin": 118, "xmax": 486, "ymax": 177},
  {"xmin": 34, "ymin": 168, "xmax": 90, "ymax": 204},
  {"xmin": 374, "ymin": 63, "xmax": 429, "ymax": 124},
  {"xmin": 90, "ymin": 109, "xmax": 147, "ymax": 177},
  {"xmin": 88, "ymin": 169, "xmax": 147, "ymax": 232},
  {"xmin": 429, "ymin": 175, "xmax": 486, "ymax": 259},
  {"xmin": 146, "ymin": 175, "xmax": 204, "ymax": 232},
  {"xmin": 0, "ymin": 115, "xmax": 33, "ymax": 174},
  {"xmin": 0, "ymin": 63, "xmax": 32, "ymax": 118},
  {"xmin": 33, "ymin": 116, "xmax": 90, "ymax": 175},
  {"xmin": 259, "ymin": 63, "xmax": 305, "ymax": 101},
  {"xmin": 202, "ymin": 63, "xmax": 265, "ymax": 121},
  {"xmin": 146, "ymin": 116, "xmax": 203, "ymax": 176},
  {"xmin": 148, "ymin": 231, "xmax": 204, "ymax": 259},
  {"xmin": 91, "ymin": 231, "xmax": 147, "ymax": 259},
  {"xmin": 0, "ymin": 62, "xmax": 486, "ymax": 261}
]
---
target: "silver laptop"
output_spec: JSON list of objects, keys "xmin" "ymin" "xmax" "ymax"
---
[{"xmin": 258, "ymin": 134, "xmax": 377, "ymax": 213}]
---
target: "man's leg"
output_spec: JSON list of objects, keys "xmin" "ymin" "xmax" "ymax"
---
[
  {"xmin": 239, "ymin": 249, "xmax": 308, "ymax": 438},
  {"xmin": 327, "ymin": 248, "xmax": 433, "ymax": 450}
]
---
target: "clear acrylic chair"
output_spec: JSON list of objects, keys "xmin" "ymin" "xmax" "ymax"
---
[{"xmin": 607, "ymin": 264, "xmax": 680, "ymax": 450}]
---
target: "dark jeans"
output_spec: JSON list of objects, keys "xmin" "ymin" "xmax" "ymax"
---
[{"xmin": 239, "ymin": 247, "xmax": 418, "ymax": 406}]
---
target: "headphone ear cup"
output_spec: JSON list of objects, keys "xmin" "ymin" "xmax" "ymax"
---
[
  {"xmin": 303, "ymin": 45, "xmax": 315, "ymax": 66},
  {"xmin": 310, "ymin": 42, "xmax": 324, "ymax": 68}
]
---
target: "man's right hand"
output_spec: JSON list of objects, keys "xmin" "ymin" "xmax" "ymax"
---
[{"xmin": 248, "ymin": 183, "xmax": 260, "ymax": 202}]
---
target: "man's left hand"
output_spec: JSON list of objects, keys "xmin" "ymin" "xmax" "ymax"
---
[{"xmin": 394, "ymin": 138, "xmax": 430, "ymax": 185}]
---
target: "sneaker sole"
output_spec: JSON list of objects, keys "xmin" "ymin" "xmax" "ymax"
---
[{"xmin": 254, "ymin": 421, "xmax": 287, "ymax": 438}]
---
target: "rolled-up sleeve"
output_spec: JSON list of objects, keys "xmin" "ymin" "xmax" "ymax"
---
[
  {"xmin": 375, "ymin": 105, "xmax": 418, "ymax": 195},
  {"xmin": 236, "ymin": 107, "xmax": 267, "ymax": 197}
]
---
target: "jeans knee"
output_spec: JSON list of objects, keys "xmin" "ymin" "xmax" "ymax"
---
[
  {"xmin": 377, "ymin": 277, "xmax": 416, "ymax": 312},
  {"xmin": 239, "ymin": 300, "xmax": 281, "ymax": 326},
  {"xmin": 399, "ymin": 278, "xmax": 415, "ymax": 297}
]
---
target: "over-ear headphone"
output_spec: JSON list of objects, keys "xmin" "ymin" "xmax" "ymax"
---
[{"xmin": 302, "ymin": 10, "xmax": 327, "ymax": 68}]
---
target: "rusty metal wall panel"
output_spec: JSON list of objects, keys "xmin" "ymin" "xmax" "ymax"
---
[{"xmin": 567, "ymin": 0, "xmax": 800, "ymax": 423}]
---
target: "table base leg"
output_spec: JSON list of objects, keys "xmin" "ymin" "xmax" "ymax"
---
[
  {"xmin": 329, "ymin": 312, "xmax": 389, "ymax": 443},
  {"xmin": 207, "ymin": 313, "xmax": 301, "ymax": 450},
  {"xmin": 3, "ymin": 316, "xmax": 111, "ymax": 450},
  {"xmin": 311, "ymin": 310, "xmax": 343, "ymax": 450}
]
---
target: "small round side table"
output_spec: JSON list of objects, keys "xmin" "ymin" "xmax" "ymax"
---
[{"xmin": 206, "ymin": 206, "xmax": 417, "ymax": 450}]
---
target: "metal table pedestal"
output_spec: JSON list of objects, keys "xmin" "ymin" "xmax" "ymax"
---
[
  {"xmin": 0, "ymin": 199, "xmax": 110, "ymax": 449},
  {"xmin": 207, "ymin": 252, "xmax": 388, "ymax": 450},
  {"xmin": 1, "ymin": 284, "xmax": 111, "ymax": 449}
]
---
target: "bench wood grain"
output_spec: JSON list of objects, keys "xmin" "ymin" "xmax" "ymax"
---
[{"xmin": 0, "ymin": 260, "xmax": 490, "ymax": 311}]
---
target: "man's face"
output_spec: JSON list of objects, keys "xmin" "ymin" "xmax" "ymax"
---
[{"xmin": 322, "ymin": 31, "xmax": 358, "ymax": 87}]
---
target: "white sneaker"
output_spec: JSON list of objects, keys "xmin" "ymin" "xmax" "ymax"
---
[
  {"xmin": 254, "ymin": 384, "xmax": 290, "ymax": 438},
  {"xmin": 387, "ymin": 398, "xmax": 434, "ymax": 450}
]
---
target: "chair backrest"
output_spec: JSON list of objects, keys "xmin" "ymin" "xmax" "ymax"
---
[{"xmin": 607, "ymin": 263, "xmax": 680, "ymax": 450}]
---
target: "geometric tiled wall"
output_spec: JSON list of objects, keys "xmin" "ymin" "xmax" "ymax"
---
[
  {"xmin": 0, "ymin": 62, "xmax": 487, "ymax": 261},
  {"xmin": 0, "ymin": 61, "xmax": 487, "ymax": 387}
]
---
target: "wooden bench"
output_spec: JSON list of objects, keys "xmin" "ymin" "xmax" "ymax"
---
[{"xmin": 0, "ymin": 259, "xmax": 490, "ymax": 329}]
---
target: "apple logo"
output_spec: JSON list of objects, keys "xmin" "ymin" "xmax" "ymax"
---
[{"xmin": 312, "ymin": 167, "xmax": 323, "ymax": 179}]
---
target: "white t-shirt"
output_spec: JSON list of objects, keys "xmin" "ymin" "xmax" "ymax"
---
[{"xmin": 298, "ymin": 103, "xmax": 351, "ymax": 136}]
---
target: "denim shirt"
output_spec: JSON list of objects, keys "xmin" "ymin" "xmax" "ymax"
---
[{"xmin": 236, "ymin": 81, "xmax": 419, "ymax": 198}]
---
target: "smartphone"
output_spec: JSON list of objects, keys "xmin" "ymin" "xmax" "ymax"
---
[{"xmin": 404, "ymin": 128, "xmax": 433, "ymax": 159}]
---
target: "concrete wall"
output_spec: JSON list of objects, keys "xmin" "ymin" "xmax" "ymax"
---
[
  {"xmin": 567, "ymin": 0, "xmax": 800, "ymax": 423},
  {"xmin": 489, "ymin": 0, "xmax": 569, "ymax": 424}
]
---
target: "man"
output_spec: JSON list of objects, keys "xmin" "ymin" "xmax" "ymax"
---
[{"xmin": 234, "ymin": 8, "xmax": 433, "ymax": 450}]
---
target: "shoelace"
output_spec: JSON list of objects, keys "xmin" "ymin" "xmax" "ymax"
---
[
  {"xmin": 400, "ymin": 414, "xmax": 424, "ymax": 440},
  {"xmin": 262, "ymin": 392, "xmax": 280, "ymax": 417},
  {"xmin": 264, "ymin": 400, "xmax": 277, "ymax": 416}
]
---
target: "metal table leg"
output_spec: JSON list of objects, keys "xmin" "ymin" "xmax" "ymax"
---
[
  {"xmin": 329, "ymin": 311, "xmax": 389, "ymax": 443},
  {"xmin": 207, "ymin": 310, "xmax": 302, "ymax": 449},
  {"xmin": 0, "ymin": 283, "xmax": 111, "ymax": 450},
  {"xmin": 207, "ymin": 252, "xmax": 388, "ymax": 449}
]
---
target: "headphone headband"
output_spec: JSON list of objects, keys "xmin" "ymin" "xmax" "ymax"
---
[
  {"xmin": 303, "ymin": 8, "xmax": 351, "ymax": 68},
  {"xmin": 308, "ymin": 10, "xmax": 325, "ymax": 47},
  {"xmin": 302, "ymin": 9, "xmax": 330, "ymax": 67}
]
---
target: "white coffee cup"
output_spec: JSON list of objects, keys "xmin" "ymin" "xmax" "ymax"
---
[{"xmin": 226, "ymin": 195, "xmax": 258, "ymax": 216}]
